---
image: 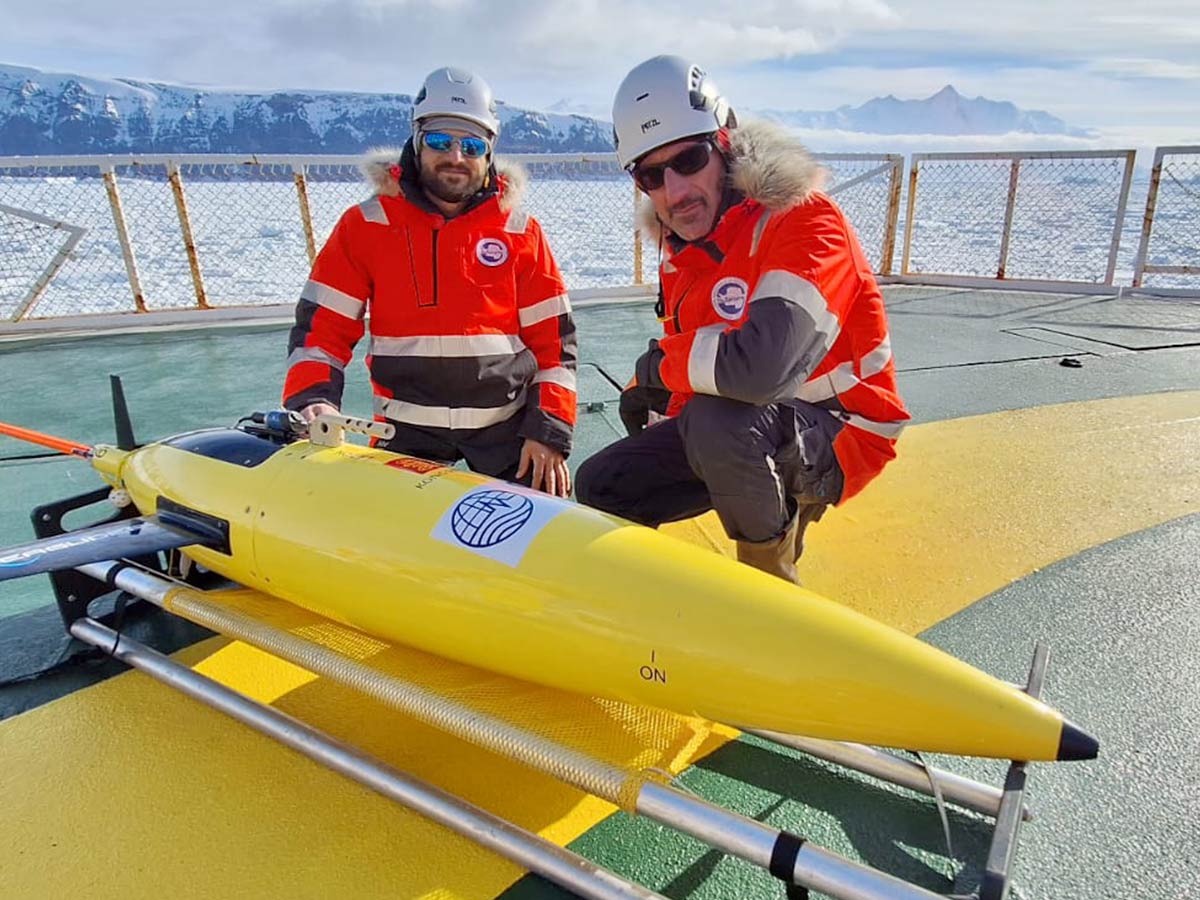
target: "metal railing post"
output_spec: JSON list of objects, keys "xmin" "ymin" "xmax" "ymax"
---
[
  {"xmin": 294, "ymin": 163, "xmax": 316, "ymax": 266},
  {"xmin": 167, "ymin": 161, "xmax": 209, "ymax": 309},
  {"xmin": 1132, "ymin": 147, "xmax": 1166, "ymax": 288},
  {"xmin": 1104, "ymin": 151, "xmax": 1136, "ymax": 286},
  {"xmin": 900, "ymin": 158, "xmax": 920, "ymax": 275},
  {"xmin": 997, "ymin": 159, "xmax": 1021, "ymax": 279},
  {"xmin": 102, "ymin": 164, "xmax": 147, "ymax": 312},
  {"xmin": 880, "ymin": 155, "xmax": 903, "ymax": 276}
]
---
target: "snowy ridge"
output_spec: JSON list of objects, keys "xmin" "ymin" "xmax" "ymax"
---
[
  {"xmin": 0, "ymin": 63, "xmax": 1099, "ymax": 157},
  {"xmin": 757, "ymin": 85, "xmax": 1093, "ymax": 138},
  {"xmin": 0, "ymin": 63, "xmax": 614, "ymax": 155}
]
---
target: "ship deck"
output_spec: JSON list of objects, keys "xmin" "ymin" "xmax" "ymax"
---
[{"xmin": 1, "ymin": 284, "xmax": 1198, "ymax": 899}]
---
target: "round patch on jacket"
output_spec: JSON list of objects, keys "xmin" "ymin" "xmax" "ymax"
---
[
  {"xmin": 711, "ymin": 277, "xmax": 749, "ymax": 320},
  {"xmin": 476, "ymin": 238, "xmax": 510, "ymax": 267}
]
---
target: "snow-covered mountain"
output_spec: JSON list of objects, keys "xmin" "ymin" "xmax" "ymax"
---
[
  {"xmin": 0, "ymin": 63, "xmax": 614, "ymax": 155},
  {"xmin": 755, "ymin": 85, "xmax": 1093, "ymax": 137},
  {"xmin": 0, "ymin": 63, "xmax": 1093, "ymax": 157}
]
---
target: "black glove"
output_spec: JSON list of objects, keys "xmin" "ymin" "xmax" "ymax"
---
[
  {"xmin": 618, "ymin": 384, "xmax": 672, "ymax": 436},
  {"xmin": 634, "ymin": 339, "xmax": 667, "ymax": 391},
  {"xmin": 619, "ymin": 388, "xmax": 651, "ymax": 436}
]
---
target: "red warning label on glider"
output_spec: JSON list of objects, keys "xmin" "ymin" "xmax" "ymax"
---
[{"xmin": 386, "ymin": 458, "xmax": 446, "ymax": 475}]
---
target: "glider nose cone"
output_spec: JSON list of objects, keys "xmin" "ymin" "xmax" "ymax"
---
[{"xmin": 1057, "ymin": 719, "xmax": 1099, "ymax": 761}]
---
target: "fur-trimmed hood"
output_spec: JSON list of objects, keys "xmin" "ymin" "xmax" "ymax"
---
[
  {"xmin": 639, "ymin": 118, "xmax": 826, "ymax": 234},
  {"xmin": 359, "ymin": 143, "xmax": 528, "ymax": 213}
]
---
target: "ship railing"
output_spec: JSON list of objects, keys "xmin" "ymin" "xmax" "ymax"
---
[
  {"xmin": 896, "ymin": 149, "xmax": 1141, "ymax": 293},
  {"xmin": 0, "ymin": 151, "xmax": 898, "ymax": 322},
  {"xmin": 1, "ymin": 148, "xmax": 1196, "ymax": 324},
  {"xmin": 1132, "ymin": 145, "xmax": 1200, "ymax": 289}
]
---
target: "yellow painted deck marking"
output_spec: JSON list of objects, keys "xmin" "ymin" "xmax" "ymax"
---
[
  {"xmin": 664, "ymin": 391, "xmax": 1200, "ymax": 634},
  {"xmin": 2, "ymin": 391, "xmax": 1197, "ymax": 898}
]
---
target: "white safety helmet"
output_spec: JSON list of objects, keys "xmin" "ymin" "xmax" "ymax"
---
[
  {"xmin": 612, "ymin": 55, "xmax": 737, "ymax": 170},
  {"xmin": 412, "ymin": 67, "xmax": 501, "ymax": 138}
]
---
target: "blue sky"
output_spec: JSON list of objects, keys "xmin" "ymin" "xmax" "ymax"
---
[{"xmin": 2, "ymin": 0, "xmax": 1198, "ymax": 145}]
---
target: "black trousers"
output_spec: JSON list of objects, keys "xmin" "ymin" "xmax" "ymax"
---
[{"xmin": 576, "ymin": 395, "xmax": 844, "ymax": 543}]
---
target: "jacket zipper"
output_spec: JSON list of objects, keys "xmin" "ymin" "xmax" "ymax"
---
[{"xmin": 431, "ymin": 227, "xmax": 440, "ymax": 307}]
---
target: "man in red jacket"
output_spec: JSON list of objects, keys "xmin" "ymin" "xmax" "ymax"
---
[
  {"xmin": 282, "ymin": 67, "xmax": 577, "ymax": 496},
  {"xmin": 576, "ymin": 56, "xmax": 909, "ymax": 582}
]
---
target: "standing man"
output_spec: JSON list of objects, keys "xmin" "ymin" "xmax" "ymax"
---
[
  {"xmin": 283, "ymin": 67, "xmax": 577, "ymax": 496},
  {"xmin": 576, "ymin": 56, "xmax": 908, "ymax": 582}
]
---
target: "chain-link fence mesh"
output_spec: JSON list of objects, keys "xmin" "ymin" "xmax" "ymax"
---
[
  {"xmin": 6, "ymin": 148, "xmax": 1190, "ymax": 322},
  {"xmin": 175, "ymin": 162, "xmax": 308, "ymax": 308},
  {"xmin": 904, "ymin": 157, "xmax": 1015, "ymax": 279},
  {"xmin": 0, "ymin": 201, "xmax": 78, "ymax": 321},
  {"xmin": 113, "ymin": 164, "xmax": 193, "ymax": 311},
  {"xmin": 517, "ymin": 156, "xmax": 641, "ymax": 289},
  {"xmin": 903, "ymin": 152, "xmax": 1135, "ymax": 284},
  {"xmin": 0, "ymin": 165, "xmax": 138, "ymax": 318},
  {"xmin": 1005, "ymin": 156, "xmax": 1131, "ymax": 282},
  {"xmin": 820, "ymin": 155, "xmax": 901, "ymax": 274},
  {"xmin": 1136, "ymin": 148, "xmax": 1200, "ymax": 289}
]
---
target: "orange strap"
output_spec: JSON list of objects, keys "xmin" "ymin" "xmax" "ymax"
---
[{"xmin": 0, "ymin": 421, "xmax": 92, "ymax": 457}]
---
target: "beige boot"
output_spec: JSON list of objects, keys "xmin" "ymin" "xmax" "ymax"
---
[
  {"xmin": 736, "ymin": 515, "xmax": 802, "ymax": 584},
  {"xmin": 736, "ymin": 504, "xmax": 827, "ymax": 585}
]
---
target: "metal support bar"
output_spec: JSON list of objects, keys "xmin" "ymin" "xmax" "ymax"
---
[
  {"xmin": 828, "ymin": 162, "xmax": 895, "ymax": 196},
  {"xmin": 0, "ymin": 202, "xmax": 87, "ymax": 322},
  {"xmin": 102, "ymin": 166, "xmax": 147, "ymax": 312},
  {"xmin": 1104, "ymin": 152, "xmax": 1136, "ymax": 285},
  {"xmin": 68, "ymin": 616, "xmax": 666, "ymax": 900},
  {"xmin": 76, "ymin": 562, "xmax": 947, "ymax": 900},
  {"xmin": 1141, "ymin": 265, "xmax": 1200, "ymax": 275},
  {"xmin": 745, "ymin": 730, "xmax": 1029, "ymax": 823},
  {"xmin": 166, "ymin": 162, "xmax": 209, "ymax": 309},
  {"xmin": 638, "ymin": 782, "xmax": 942, "ymax": 900},
  {"xmin": 1132, "ymin": 147, "xmax": 1164, "ymax": 288},
  {"xmin": 979, "ymin": 644, "xmax": 1047, "ymax": 900},
  {"xmin": 881, "ymin": 157, "xmax": 903, "ymax": 276},
  {"xmin": 293, "ymin": 164, "xmax": 317, "ymax": 266},
  {"xmin": 900, "ymin": 162, "xmax": 919, "ymax": 275},
  {"xmin": 997, "ymin": 159, "xmax": 1021, "ymax": 279}
]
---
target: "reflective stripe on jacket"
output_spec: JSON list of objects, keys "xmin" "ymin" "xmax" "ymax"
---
[
  {"xmin": 639, "ymin": 124, "xmax": 909, "ymax": 501},
  {"xmin": 282, "ymin": 145, "xmax": 577, "ymax": 454}
]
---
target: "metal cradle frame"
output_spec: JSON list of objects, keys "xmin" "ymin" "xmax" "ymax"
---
[{"xmin": 42, "ymin": 532, "xmax": 1042, "ymax": 900}]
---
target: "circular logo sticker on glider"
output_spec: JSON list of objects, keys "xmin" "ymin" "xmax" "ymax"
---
[
  {"xmin": 451, "ymin": 489, "xmax": 534, "ymax": 548},
  {"xmin": 476, "ymin": 238, "xmax": 510, "ymax": 267},
  {"xmin": 711, "ymin": 277, "xmax": 748, "ymax": 320}
]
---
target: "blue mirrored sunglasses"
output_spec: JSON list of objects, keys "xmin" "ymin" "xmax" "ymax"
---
[{"xmin": 421, "ymin": 131, "xmax": 491, "ymax": 158}]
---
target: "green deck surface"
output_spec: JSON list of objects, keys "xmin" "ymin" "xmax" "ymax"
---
[{"xmin": 2, "ymin": 287, "xmax": 1198, "ymax": 899}]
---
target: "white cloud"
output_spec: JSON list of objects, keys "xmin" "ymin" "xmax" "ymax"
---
[
  {"xmin": 1, "ymin": 0, "xmax": 1198, "ymax": 135},
  {"xmin": 1086, "ymin": 58, "xmax": 1200, "ymax": 80}
]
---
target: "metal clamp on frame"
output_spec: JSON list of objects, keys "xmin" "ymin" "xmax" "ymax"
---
[
  {"xmin": 309, "ymin": 413, "xmax": 396, "ymax": 447},
  {"xmin": 980, "ymin": 643, "xmax": 1049, "ymax": 900}
]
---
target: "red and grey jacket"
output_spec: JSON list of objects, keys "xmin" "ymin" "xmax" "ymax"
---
[
  {"xmin": 636, "ymin": 120, "xmax": 909, "ymax": 502},
  {"xmin": 283, "ymin": 141, "xmax": 577, "ymax": 454}
]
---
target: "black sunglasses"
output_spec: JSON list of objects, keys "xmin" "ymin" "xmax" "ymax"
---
[{"xmin": 631, "ymin": 140, "xmax": 716, "ymax": 192}]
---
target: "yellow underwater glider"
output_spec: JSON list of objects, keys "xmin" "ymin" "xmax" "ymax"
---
[{"xmin": 0, "ymin": 407, "xmax": 1098, "ymax": 763}]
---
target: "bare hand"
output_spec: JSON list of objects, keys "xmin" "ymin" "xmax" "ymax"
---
[
  {"xmin": 515, "ymin": 438, "xmax": 571, "ymax": 498},
  {"xmin": 299, "ymin": 402, "xmax": 339, "ymax": 424}
]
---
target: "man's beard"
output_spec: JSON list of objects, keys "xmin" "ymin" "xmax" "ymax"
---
[{"xmin": 419, "ymin": 163, "xmax": 485, "ymax": 204}]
